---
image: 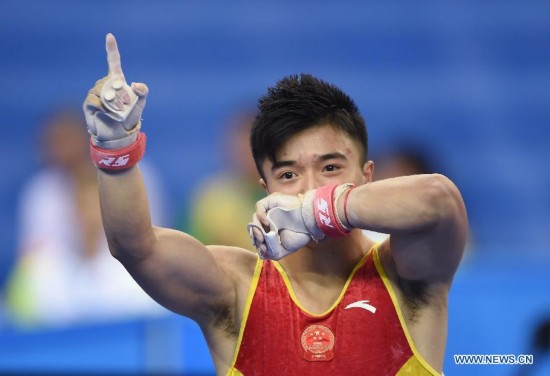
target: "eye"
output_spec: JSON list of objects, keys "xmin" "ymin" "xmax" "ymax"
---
[
  {"xmin": 323, "ymin": 165, "xmax": 340, "ymax": 172},
  {"xmin": 280, "ymin": 171, "xmax": 296, "ymax": 180}
]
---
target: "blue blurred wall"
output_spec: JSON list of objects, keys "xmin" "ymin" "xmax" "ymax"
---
[{"xmin": 0, "ymin": 0, "xmax": 549, "ymax": 375}]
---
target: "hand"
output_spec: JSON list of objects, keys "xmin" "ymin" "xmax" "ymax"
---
[
  {"xmin": 83, "ymin": 33, "xmax": 149, "ymax": 149},
  {"xmin": 248, "ymin": 192, "xmax": 318, "ymax": 260},
  {"xmin": 247, "ymin": 184, "xmax": 355, "ymax": 260}
]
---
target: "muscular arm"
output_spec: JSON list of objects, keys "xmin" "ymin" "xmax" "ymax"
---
[
  {"xmin": 99, "ymin": 167, "xmax": 234, "ymax": 321},
  {"xmin": 86, "ymin": 35, "xmax": 235, "ymax": 322},
  {"xmin": 343, "ymin": 174, "xmax": 468, "ymax": 282}
]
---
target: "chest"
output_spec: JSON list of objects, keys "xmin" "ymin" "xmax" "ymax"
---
[
  {"xmin": 234, "ymin": 259, "xmax": 414, "ymax": 373},
  {"xmin": 288, "ymin": 279, "xmax": 346, "ymax": 315},
  {"xmin": 257, "ymin": 262, "xmax": 396, "ymax": 329}
]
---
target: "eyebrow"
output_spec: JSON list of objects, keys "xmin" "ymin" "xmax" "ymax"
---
[{"xmin": 271, "ymin": 152, "xmax": 348, "ymax": 172}]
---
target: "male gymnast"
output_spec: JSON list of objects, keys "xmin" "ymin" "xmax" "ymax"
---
[{"xmin": 83, "ymin": 34, "xmax": 467, "ymax": 375}]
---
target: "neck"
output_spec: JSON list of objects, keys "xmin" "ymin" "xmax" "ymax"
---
[{"xmin": 279, "ymin": 230, "xmax": 373, "ymax": 278}]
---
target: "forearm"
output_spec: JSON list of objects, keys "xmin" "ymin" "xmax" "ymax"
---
[
  {"xmin": 98, "ymin": 165, "xmax": 155, "ymax": 258},
  {"xmin": 342, "ymin": 174, "xmax": 462, "ymax": 235}
]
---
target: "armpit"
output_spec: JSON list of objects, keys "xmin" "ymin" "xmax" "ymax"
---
[
  {"xmin": 210, "ymin": 301, "xmax": 240, "ymax": 338},
  {"xmin": 397, "ymin": 277, "xmax": 430, "ymax": 323}
]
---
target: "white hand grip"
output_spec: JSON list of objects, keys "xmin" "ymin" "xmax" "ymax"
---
[
  {"xmin": 100, "ymin": 76, "xmax": 138, "ymax": 122},
  {"xmin": 247, "ymin": 207, "xmax": 311, "ymax": 260}
]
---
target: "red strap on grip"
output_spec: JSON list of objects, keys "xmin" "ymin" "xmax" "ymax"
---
[
  {"xmin": 313, "ymin": 184, "xmax": 350, "ymax": 238},
  {"xmin": 90, "ymin": 132, "xmax": 146, "ymax": 170}
]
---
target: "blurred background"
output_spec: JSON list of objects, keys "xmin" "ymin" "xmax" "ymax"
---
[{"xmin": 1, "ymin": 0, "xmax": 549, "ymax": 375}]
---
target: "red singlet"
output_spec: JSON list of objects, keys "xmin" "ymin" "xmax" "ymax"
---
[{"xmin": 226, "ymin": 244, "xmax": 440, "ymax": 375}]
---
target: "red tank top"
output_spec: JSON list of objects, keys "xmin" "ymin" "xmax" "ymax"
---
[{"xmin": 227, "ymin": 245, "xmax": 440, "ymax": 375}]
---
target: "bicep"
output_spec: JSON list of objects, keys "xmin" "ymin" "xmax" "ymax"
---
[{"xmin": 116, "ymin": 226, "xmax": 236, "ymax": 321}]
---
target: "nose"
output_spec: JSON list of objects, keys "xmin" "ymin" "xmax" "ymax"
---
[{"xmin": 300, "ymin": 172, "xmax": 322, "ymax": 193}]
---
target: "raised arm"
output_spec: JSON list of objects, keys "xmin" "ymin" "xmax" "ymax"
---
[
  {"xmin": 250, "ymin": 173, "xmax": 467, "ymax": 282},
  {"xmin": 82, "ymin": 34, "xmax": 236, "ymax": 321},
  {"xmin": 343, "ymin": 174, "xmax": 468, "ymax": 282}
]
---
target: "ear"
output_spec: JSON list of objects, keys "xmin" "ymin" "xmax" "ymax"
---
[
  {"xmin": 259, "ymin": 178, "xmax": 269, "ymax": 194},
  {"xmin": 362, "ymin": 161, "xmax": 374, "ymax": 183}
]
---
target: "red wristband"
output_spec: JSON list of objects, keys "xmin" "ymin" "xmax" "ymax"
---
[
  {"xmin": 342, "ymin": 186, "xmax": 354, "ymax": 229},
  {"xmin": 313, "ymin": 184, "xmax": 351, "ymax": 238},
  {"xmin": 90, "ymin": 132, "xmax": 146, "ymax": 170}
]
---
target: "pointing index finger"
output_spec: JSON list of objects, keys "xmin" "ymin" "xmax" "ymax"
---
[{"xmin": 106, "ymin": 33, "xmax": 124, "ymax": 78}]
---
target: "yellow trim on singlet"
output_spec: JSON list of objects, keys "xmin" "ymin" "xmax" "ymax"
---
[
  {"xmin": 397, "ymin": 356, "xmax": 440, "ymax": 375},
  {"xmin": 373, "ymin": 248, "xmax": 442, "ymax": 376},
  {"xmin": 271, "ymin": 245, "xmax": 375, "ymax": 317},
  {"xmin": 227, "ymin": 369, "xmax": 244, "ymax": 376},
  {"xmin": 225, "ymin": 257, "xmax": 263, "ymax": 376}
]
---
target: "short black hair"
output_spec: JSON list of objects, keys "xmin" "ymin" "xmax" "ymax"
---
[{"xmin": 250, "ymin": 73, "xmax": 368, "ymax": 179}]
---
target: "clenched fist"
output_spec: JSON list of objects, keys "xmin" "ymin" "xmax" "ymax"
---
[{"xmin": 247, "ymin": 184, "xmax": 354, "ymax": 260}]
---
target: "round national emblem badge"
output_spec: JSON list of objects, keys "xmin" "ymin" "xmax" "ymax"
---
[{"xmin": 301, "ymin": 324, "xmax": 335, "ymax": 361}]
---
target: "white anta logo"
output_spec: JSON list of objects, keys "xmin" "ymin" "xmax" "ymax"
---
[{"xmin": 345, "ymin": 300, "xmax": 377, "ymax": 314}]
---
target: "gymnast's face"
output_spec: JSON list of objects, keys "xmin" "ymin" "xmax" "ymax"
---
[{"xmin": 259, "ymin": 124, "xmax": 373, "ymax": 195}]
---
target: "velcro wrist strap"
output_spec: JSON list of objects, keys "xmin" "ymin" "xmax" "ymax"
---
[
  {"xmin": 313, "ymin": 184, "xmax": 351, "ymax": 238},
  {"xmin": 90, "ymin": 132, "xmax": 146, "ymax": 170}
]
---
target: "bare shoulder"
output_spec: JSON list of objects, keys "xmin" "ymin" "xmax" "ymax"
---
[{"xmin": 207, "ymin": 245, "xmax": 259, "ymax": 288}]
